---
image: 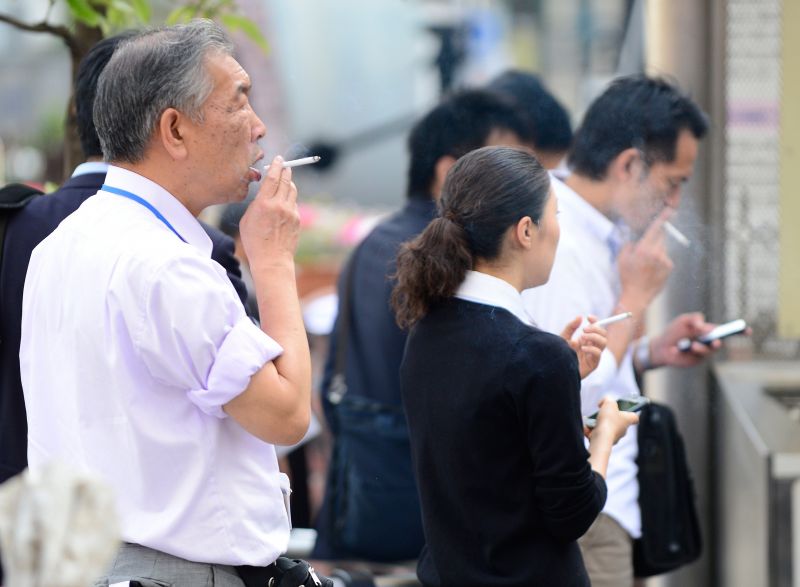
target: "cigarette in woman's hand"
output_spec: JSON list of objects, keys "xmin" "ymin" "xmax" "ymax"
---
[{"xmin": 594, "ymin": 312, "xmax": 633, "ymax": 327}]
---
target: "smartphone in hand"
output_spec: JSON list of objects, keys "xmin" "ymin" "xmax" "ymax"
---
[
  {"xmin": 677, "ymin": 318, "xmax": 747, "ymax": 352},
  {"xmin": 583, "ymin": 397, "xmax": 650, "ymax": 429}
]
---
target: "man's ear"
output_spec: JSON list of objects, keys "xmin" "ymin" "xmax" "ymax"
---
[
  {"xmin": 157, "ymin": 108, "xmax": 188, "ymax": 161},
  {"xmin": 430, "ymin": 155, "xmax": 458, "ymax": 200},
  {"xmin": 609, "ymin": 147, "xmax": 641, "ymax": 183}
]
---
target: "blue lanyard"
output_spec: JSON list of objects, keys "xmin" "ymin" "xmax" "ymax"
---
[{"xmin": 101, "ymin": 184, "xmax": 187, "ymax": 243}]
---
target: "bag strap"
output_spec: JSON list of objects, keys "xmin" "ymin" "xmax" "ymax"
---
[
  {"xmin": 0, "ymin": 183, "xmax": 43, "ymax": 268},
  {"xmin": 327, "ymin": 249, "xmax": 359, "ymax": 404}
]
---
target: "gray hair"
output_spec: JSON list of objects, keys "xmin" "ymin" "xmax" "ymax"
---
[{"xmin": 94, "ymin": 19, "xmax": 234, "ymax": 163}]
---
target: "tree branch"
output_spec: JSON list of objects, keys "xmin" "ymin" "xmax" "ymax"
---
[{"xmin": 0, "ymin": 12, "xmax": 74, "ymax": 46}]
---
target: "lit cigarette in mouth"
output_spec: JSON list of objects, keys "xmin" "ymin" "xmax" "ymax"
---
[
  {"xmin": 594, "ymin": 311, "xmax": 633, "ymax": 327},
  {"xmin": 664, "ymin": 221, "xmax": 691, "ymax": 247},
  {"xmin": 282, "ymin": 156, "xmax": 321, "ymax": 169}
]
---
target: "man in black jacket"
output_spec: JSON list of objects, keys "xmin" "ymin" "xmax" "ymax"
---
[
  {"xmin": 313, "ymin": 89, "xmax": 531, "ymax": 561},
  {"xmin": 0, "ymin": 31, "xmax": 250, "ymax": 486}
]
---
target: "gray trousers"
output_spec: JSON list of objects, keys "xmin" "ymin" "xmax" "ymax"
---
[
  {"xmin": 94, "ymin": 543, "xmax": 245, "ymax": 587},
  {"xmin": 578, "ymin": 513, "xmax": 634, "ymax": 587}
]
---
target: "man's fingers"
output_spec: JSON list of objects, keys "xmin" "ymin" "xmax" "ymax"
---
[
  {"xmin": 260, "ymin": 156, "xmax": 287, "ymax": 198},
  {"xmin": 640, "ymin": 206, "xmax": 674, "ymax": 247}
]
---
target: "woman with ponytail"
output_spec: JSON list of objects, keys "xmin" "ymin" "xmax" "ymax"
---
[{"xmin": 393, "ymin": 146, "xmax": 637, "ymax": 587}]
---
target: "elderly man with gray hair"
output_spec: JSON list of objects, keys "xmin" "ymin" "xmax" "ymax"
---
[{"xmin": 19, "ymin": 20, "xmax": 317, "ymax": 586}]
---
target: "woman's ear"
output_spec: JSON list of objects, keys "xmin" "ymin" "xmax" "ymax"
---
[
  {"xmin": 157, "ymin": 108, "xmax": 188, "ymax": 161},
  {"xmin": 514, "ymin": 216, "xmax": 534, "ymax": 249}
]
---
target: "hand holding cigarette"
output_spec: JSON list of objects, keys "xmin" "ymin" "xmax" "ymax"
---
[
  {"xmin": 617, "ymin": 207, "xmax": 675, "ymax": 314},
  {"xmin": 560, "ymin": 315, "xmax": 609, "ymax": 379}
]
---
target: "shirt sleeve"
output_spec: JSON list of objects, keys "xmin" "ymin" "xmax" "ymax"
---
[
  {"xmin": 509, "ymin": 332, "xmax": 607, "ymax": 543},
  {"xmin": 131, "ymin": 253, "xmax": 283, "ymax": 418}
]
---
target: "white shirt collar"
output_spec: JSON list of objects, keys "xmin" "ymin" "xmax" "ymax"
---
[
  {"xmin": 71, "ymin": 161, "xmax": 109, "ymax": 177},
  {"xmin": 455, "ymin": 270, "xmax": 533, "ymax": 326},
  {"xmin": 550, "ymin": 173, "xmax": 627, "ymax": 249},
  {"xmin": 101, "ymin": 165, "xmax": 212, "ymax": 256}
]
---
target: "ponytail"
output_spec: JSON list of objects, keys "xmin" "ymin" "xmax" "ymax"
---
[
  {"xmin": 392, "ymin": 216, "xmax": 472, "ymax": 329},
  {"xmin": 392, "ymin": 146, "xmax": 551, "ymax": 329}
]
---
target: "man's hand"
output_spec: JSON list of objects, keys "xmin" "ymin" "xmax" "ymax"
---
[
  {"xmin": 649, "ymin": 312, "xmax": 720, "ymax": 368},
  {"xmin": 561, "ymin": 315, "xmax": 608, "ymax": 379},
  {"xmin": 618, "ymin": 207, "xmax": 674, "ymax": 316},
  {"xmin": 240, "ymin": 156, "xmax": 300, "ymax": 267}
]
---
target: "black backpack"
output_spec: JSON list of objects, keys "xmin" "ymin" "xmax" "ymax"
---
[
  {"xmin": 0, "ymin": 183, "xmax": 43, "ymax": 267},
  {"xmin": 634, "ymin": 402, "xmax": 703, "ymax": 577}
]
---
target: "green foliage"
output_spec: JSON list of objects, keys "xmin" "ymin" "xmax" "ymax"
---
[
  {"xmin": 219, "ymin": 13, "xmax": 269, "ymax": 53},
  {"xmin": 65, "ymin": 0, "xmax": 103, "ymax": 27},
  {"xmin": 58, "ymin": 0, "xmax": 268, "ymax": 54}
]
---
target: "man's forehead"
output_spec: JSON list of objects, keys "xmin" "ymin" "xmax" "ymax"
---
[{"xmin": 206, "ymin": 53, "xmax": 251, "ymax": 89}]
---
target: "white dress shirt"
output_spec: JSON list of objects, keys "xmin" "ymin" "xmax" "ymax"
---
[
  {"xmin": 522, "ymin": 173, "xmax": 642, "ymax": 539},
  {"xmin": 20, "ymin": 165, "xmax": 290, "ymax": 565},
  {"xmin": 455, "ymin": 270, "xmax": 533, "ymax": 326}
]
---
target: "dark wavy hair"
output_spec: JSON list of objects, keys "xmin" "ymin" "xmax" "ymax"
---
[{"xmin": 392, "ymin": 146, "xmax": 551, "ymax": 328}]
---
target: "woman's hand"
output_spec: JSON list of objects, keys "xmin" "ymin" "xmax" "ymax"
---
[
  {"xmin": 560, "ymin": 315, "xmax": 608, "ymax": 379},
  {"xmin": 585, "ymin": 396, "xmax": 640, "ymax": 478},
  {"xmin": 590, "ymin": 396, "xmax": 640, "ymax": 445}
]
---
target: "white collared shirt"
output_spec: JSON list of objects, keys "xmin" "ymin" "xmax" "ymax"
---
[
  {"xmin": 71, "ymin": 161, "xmax": 109, "ymax": 177},
  {"xmin": 522, "ymin": 173, "xmax": 642, "ymax": 539},
  {"xmin": 20, "ymin": 165, "xmax": 290, "ymax": 565},
  {"xmin": 456, "ymin": 270, "xmax": 533, "ymax": 326}
]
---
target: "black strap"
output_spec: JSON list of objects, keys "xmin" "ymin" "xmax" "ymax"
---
[
  {"xmin": 328, "ymin": 250, "xmax": 359, "ymax": 404},
  {"xmin": 0, "ymin": 184, "xmax": 43, "ymax": 265},
  {"xmin": 236, "ymin": 557, "xmax": 332, "ymax": 587}
]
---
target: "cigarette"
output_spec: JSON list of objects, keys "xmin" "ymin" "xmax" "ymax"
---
[
  {"xmin": 282, "ymin": 156, "xmax": 321, "ymax": 168},
  {"xmin": 594, "ymin": 311, "xmax": 633, "ymax": 327},
  {"xmin": 664, "ymin": 221, "xmax": 691, "ymax": 247}
]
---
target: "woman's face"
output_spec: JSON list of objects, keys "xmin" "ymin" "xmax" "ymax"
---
[{"xmin": 527, "ymin": 188, "xmax": 560, "ymax": 288}]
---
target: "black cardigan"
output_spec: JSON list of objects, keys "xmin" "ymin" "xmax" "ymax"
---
[{"xmin": 400, "ymin": 298, "xmax": 607, "ymax": 587}]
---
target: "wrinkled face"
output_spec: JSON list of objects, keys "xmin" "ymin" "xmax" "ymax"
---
[
  {"xmin": 529, "ymin": 187, "xmax": 560, "ymax": 287},
  {"xmin": 618, "ymin": 129, "xmax": 699, "ymax": 233},
  {"xmin": 186, "ymin": 53, "xmax": 266, "ymax": 203}
]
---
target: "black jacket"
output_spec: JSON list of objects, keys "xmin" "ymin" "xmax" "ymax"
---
[
  {"xmin": 0, "ymin": 172, "xmax": 249, "ymax": 483},
  {"xmin": 401, "ymin": 299, "xmax": 607, "ymax": 587}
]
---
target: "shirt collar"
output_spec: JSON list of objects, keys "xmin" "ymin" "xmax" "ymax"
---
[
  {"xmin": 101, "ymin": 165, "xmax": 212, "ymax": 256},
  {"xmin": 455, "ymin": 270, "xmax": 533, "ymax": 326},
  {"xmin": 71, "ymin": 161, "xmax": 109, "ymax": 177},
  {"xmin": 550, "ymin": 172, "xmax": 627, "ymax": 251}
]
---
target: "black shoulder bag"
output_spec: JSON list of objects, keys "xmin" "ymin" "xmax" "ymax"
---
[
  {"xmin": 0, "ymin": 183, "xmax": 43, "ymax": 269},
  {"xmin": 322, "ymin": 255, "xmax": 424, "ymax": 561},
  {"xmin": 633, "ymin": 402, "xmax": 702, "ymax": 577}
]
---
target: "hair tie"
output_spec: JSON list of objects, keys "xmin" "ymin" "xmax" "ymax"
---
[{"xmin": 443, "ymin": 210, "xmax": 459, "ymax": 223}]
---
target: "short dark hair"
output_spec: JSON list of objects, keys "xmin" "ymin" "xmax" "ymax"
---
[
  {"xmin": 487, "ymin": 69, "xmax": 573, "ymax": 154},
  {"xmin": 393, "ymin": 146, "xmax": 550, "ymax": 327},
  {"xmin": 75, "ymin": 31, "xmax": 138, "ymax": 159},
  {"xmin": 406, "ymin": 89, "xmax": 530, "ymax": 198},
  {"xmin": 568, "ymin": 75, "xmax": 709, "ymax": 180}
]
